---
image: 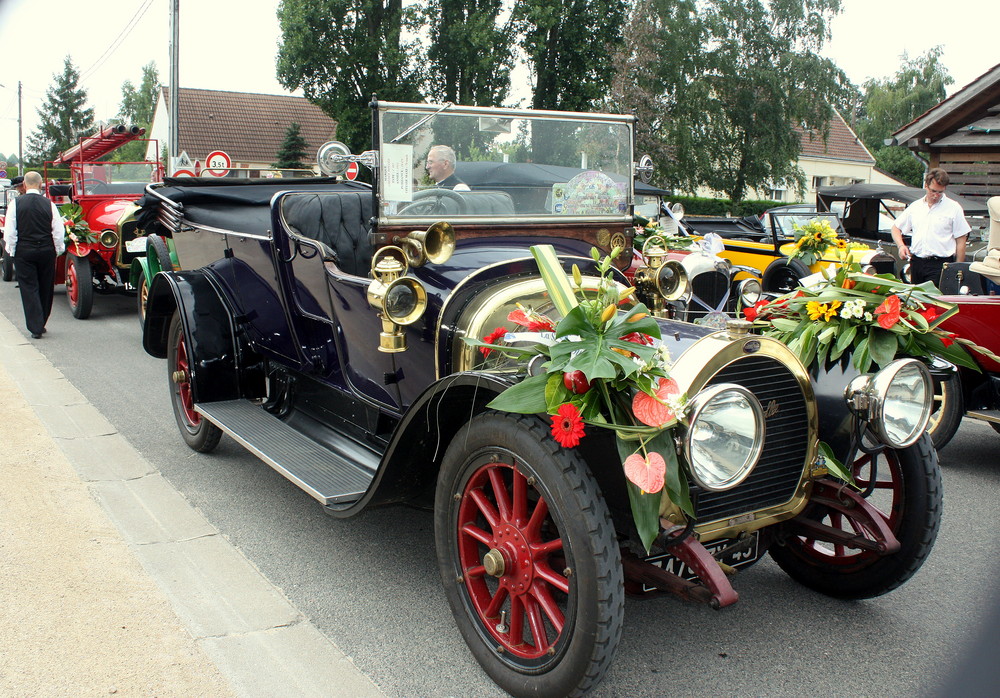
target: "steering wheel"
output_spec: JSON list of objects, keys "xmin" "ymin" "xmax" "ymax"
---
[
  {"xmin": 397, "ymin": 188, "xmax": 468, "ymax": 216},
  {"xmin": 78, "ymin": 178, "xmax": 108, "ymax": 194}
]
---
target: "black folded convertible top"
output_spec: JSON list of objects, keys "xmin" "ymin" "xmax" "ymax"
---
[
  {"xmin": 817, "ymin": 184, "xmax": 988, "ymax": 216},
  {"xmin": 136, "ymin": 177, "xmax": 372, "ymax": 236}
]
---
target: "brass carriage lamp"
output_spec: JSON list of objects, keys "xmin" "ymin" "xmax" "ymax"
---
[
  {"xmin": 632, "ymin": 234, "xmax": 688, "ymax": 317},
  {"xmin": 367, "ymin": 247, "xmax": 428, "ymax": 353}
]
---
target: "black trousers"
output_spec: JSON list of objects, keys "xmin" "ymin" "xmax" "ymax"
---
[
  {"xmin": 14, "ymin": 244, "xmax": 57, "ymax": 335},
  {"xmin": 910, "ymin": 255, "xmax": 954, "ymax": 287}
]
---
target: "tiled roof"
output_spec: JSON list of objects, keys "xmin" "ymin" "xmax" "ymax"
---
[
  {"xmin": 795, "ymin": 110, "xmax": 874, "ymax": 164},
  {"xmin": 162, "ymin": 87, "xmax": 337, "ymax": 165}
]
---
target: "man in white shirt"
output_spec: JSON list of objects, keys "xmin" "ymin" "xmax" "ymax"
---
[
  {"xmin": 3, "ymin": 171, "xmax": 66, "ymax": 338},
  {"xmin": 891, "ymin": 168, "xmax": 971, "ymax": 286}
]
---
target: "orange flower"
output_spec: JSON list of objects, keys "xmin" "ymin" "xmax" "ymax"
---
[
  {"xmin": 632, "ymin": 378, "xmax": 680, "ymax": 427},
  {"xmin": 874, "ymin": 295, "xmax": 901, "ymax": 329},
  {"xmin": 550, "ymin": 403, "xmax": 585, "ymax": 448},
  {"xmin": 841, "ymin": 278, "xmax": 856, "ymax": 290},
  {"xmin": 623, "ymin": 451, "xmax": 666, "ymax": 494}
]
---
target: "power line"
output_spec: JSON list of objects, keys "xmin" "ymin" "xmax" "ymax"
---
[{"xmin": 80, "ymin": 0, "xmax": 157, "ymax": 83}]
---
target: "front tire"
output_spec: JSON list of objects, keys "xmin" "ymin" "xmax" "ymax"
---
[
  {"xmin": 136, "ymin": 273, "xmax": 150, "ymax": 328},
  {"xmin": 167, "ymin": 312, "xmax": 222, "ymax": 452},
  {"xmin": 435, "ymin": 411, "xmax": 623, "ymax": 697},
  {"xmin": 66, "ymin": 255, "xmax": 93, "ymax": 319},
  {"xmin": 770, "ymin": 433, "xmax": 941, "ymax": 599}
]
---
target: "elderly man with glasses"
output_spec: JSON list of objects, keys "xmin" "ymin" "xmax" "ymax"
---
[{"xmin": 891, "ymin": 167, "xmax": 971, "ymax": 286}]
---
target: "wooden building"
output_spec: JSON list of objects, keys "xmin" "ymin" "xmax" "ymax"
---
[{"xmin": 891, "ymin": 63, "xmax": 1000, "ymax": 203}]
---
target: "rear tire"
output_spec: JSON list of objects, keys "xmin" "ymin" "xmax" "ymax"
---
[
  {"xmin": 762, "ymin": 258, "xmax": 810, "ymax": 293},
  {"xmin": 167, "ymin": 312, "xmax": 222, "ymax": 453},
  {"xmin": 136, "ymin": 274, "xmax": 150, "ymax": 328},
  {"xmin": 770, "ymin": 433, "xmax": 941, "ymax": 599},
  {"xmin": 435, "ymin": 411, "xmax": 623, "ymax": 697}
]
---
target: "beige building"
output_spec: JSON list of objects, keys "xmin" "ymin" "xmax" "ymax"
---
[{"xmin": 147, "ymin": 87, "xmax": 338, "ymax": 175}]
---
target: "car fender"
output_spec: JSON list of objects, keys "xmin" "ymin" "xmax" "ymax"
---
[
  {"xmin": 144, "ymin": 270, "xmax": 264, "ymax": 404},
  {"xmin": 337, "ymin": 371, "xmax": 515, "ymax": 514},
  {"xmin": 130, "ymin": 255, "xmax": 150, "ymax": 289}
]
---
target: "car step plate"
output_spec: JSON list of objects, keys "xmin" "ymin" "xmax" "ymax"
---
[{"xmin": 196, "ymin": 399, "xmax": 373, "ymax": 505}]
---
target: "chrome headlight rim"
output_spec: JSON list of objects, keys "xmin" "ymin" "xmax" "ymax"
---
[
  {"xmin": 846, "ymin": 358, "xmax": 932, "ymax": 449},
  {"xmin": 737, "ymin": 277, "xmax": 762, "ymax": 307},
  {"xmin": 683, "ymin": 383, "xmax": 766, "ymax": 492}
]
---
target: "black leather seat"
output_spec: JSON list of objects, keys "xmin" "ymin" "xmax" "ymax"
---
[{"xmin": 280, "ymin": 192, "xmax": 374, "ymax": 276}]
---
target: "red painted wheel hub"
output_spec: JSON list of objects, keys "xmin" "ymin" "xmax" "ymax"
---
[{"xmin": 456, "ymin": 460, "xmax": 568, "ymax": 660}]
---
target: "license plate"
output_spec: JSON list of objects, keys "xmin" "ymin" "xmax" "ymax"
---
[
  {"xmin": 125, "ymin": 238, "xmax": 146, "ymax": 253},
  {"xmin": 642, "ymin": 533, "xmax": 760, "ymax": 592}
]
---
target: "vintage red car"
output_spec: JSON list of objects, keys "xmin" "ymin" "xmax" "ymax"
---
[
  {"xmin": 926, "ymin": 262, "xmax": 1000, "ymax": 448},
  {"xmin": 44, "ymin": 124, "xmax": 164, "ymax": 319}
]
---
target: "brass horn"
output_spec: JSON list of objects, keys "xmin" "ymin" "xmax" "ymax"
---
[{"xmin": 396, "ymin": 221, "xmax": 455, "ymax": 267}]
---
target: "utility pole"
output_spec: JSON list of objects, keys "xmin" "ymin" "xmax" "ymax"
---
[
  {"xmin": 18, "ymin": 81, "xmax": 22, "ymax": 173},
  {"xmin": 168, "ymin": 0, "xmax": 180, "ymax": 171}
]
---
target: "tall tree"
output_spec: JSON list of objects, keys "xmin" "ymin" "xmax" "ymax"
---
[
  {"xmin": 276, "ymin": 0, "xmax": 423, "ymax": 153},
  {"xmin": 115, "ymin": 62, "xmax": 160, "ymax": 162},
  {"xmin": 513, "ymin": 0, "xmax": 628, "ymax": 113},
  {"xmin": 25, "ymin": 56, "xmax": 95, "ymax": 163},
  {"xmin": 852, "ymin": 47, "xmax": 952, "ymax": 186},
  {"xmin": 611, "ymin": 0, "xmax": 851, "ymax": 203},
  {"xmin": 119, "ymin": 62, "xmax": 160, "ymax": 127},
  {"xmin": 422, "ymin": 0, "xmax": 514, "ymax": 106},
  {"xmin": 274, "ymin": 122, "xmax": 309, "ymax": 169}
]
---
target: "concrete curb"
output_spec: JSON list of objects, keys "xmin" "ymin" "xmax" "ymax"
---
[{"xmin": 0, "ymin": 314, "xmax": 384, "ymax": 697}]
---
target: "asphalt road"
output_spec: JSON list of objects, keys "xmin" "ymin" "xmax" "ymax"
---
[{"xmin": 3, "ymin": 280, "xmax": 999, "ymax": 697}]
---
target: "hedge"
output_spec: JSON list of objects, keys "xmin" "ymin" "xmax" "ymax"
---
[{"xmin": 669, "ymin": 195, "xmax": 783, "ymax": 218}]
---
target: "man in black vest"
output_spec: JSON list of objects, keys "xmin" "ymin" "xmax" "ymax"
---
[{"xmin": 2, "ymin": 171, "xmax": 65, "ymax": 338}]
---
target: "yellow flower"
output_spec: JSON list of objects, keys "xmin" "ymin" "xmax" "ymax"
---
[
  {"xmin": 822, "ymin": 301, "xmax": 841, "ymax": 321},
  {"xmin": 807, "ymin": 301, "xmax": 826, "ymax": 320}
]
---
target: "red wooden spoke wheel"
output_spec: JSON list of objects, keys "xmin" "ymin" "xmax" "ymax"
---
[
  {"xmin": 167, "ymin": 312, "xmax": 222, "ymax": 452},
  {"xmin": 770, "ymin": 433, "xmax": 941, "ymax": 599},
  {"xmin": 435, "ymin": 411, "xmax": 623, "ymax": 697},
  {"xmin": 456, "ymin": 459, "xmax": 569, "ymax": 660}
]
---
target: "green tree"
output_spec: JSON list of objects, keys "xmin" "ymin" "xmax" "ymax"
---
[
  {"xmin": 513, "ymin": 0, "xmax": 627, "ymax": 113},
  {"xmin": 852, "ymin": 47, "xmax": 952, "ymax": 186},
  {"xmin": 274, "ymin": 122, "xmax": 309, "ymax": 169},
  {"xmin": 276, "ymin": 0, "xmax": 423, "ymax": 153},
  {"xmin": 114, "ymin": 62, "xmax": 160, "ymax": 162},
  {"xmin": 422, "ymin": 0, "xmax": 514, "ymax": 106},
  {"xmin": 611, "ymin": 0, "xmax": 851, "ymax": 203},
  {"xmin": 25, "ymin": 56, "xmax": 95, "ymax": 163}
]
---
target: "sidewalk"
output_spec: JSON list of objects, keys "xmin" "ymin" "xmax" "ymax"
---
[{"xmin": 0, "ymin": 313, "xmax": 383, "ymax": 697}]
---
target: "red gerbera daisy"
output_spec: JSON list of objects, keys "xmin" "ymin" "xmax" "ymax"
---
[
  {"xmin": 526, "ymin": 319, "xmax": 555, "ymax": 332},
  {"xmin": 480, "ymin": 326, "xmax": 507, "ymax": 357},
  {"xmin": 550, "ymin": 403, "xmax": 585, "ymax": 448}
]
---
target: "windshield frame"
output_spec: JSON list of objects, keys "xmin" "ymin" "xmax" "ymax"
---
[{"xmin": 374, "ymin": 101, "xmax": 637, "ymax": 227}]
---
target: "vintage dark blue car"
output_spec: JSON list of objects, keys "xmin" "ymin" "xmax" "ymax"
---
[{"xmin": 138, "ymin": 101, "xmax": 941, "ymax": 697}]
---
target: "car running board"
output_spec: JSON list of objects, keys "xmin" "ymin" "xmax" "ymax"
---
[
  {"xmin": 196, "ymin": 399, "xmax": 374, "ymax": 505},
  {"xmin": 966, "ymin": 409, "xmax": 1000, "ymax": 425}
]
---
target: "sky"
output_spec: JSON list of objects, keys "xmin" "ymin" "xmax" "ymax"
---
[{"xmin": 0, "ymin": 0, "xmax": 998, "ymax": 165}]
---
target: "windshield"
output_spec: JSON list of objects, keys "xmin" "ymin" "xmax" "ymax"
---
[
  {"xmin": 73, "ymin": 161, "xmax": 161, "ymax": 196},
  {"xmin": 377, "ymin": 103, "xmax": 634, "ymax": 222},
  {"xmin": 769, "ymin": 211, "xmax": 844, "ymax": 239}
]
